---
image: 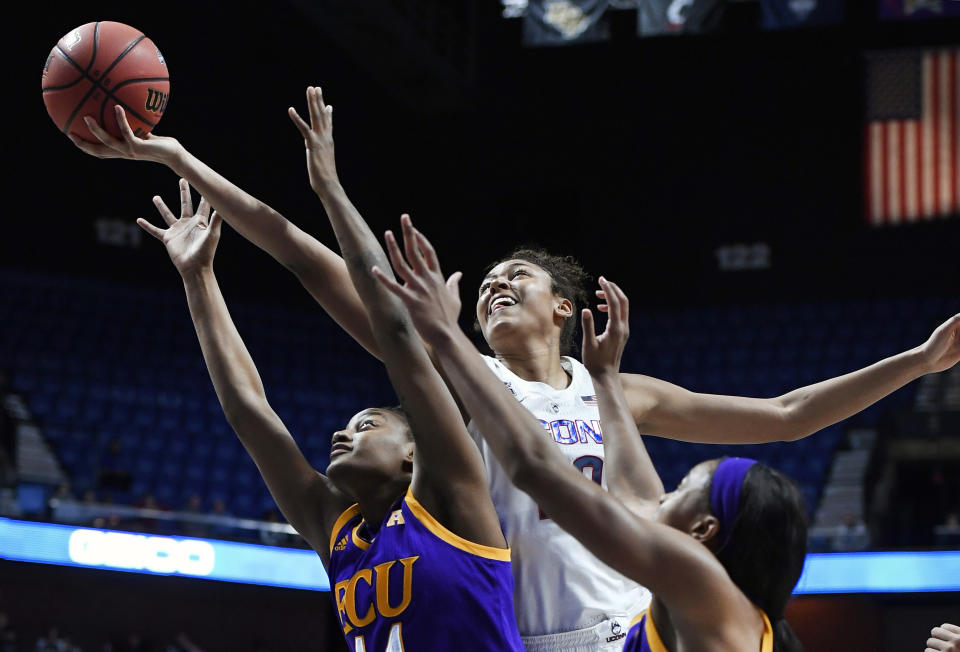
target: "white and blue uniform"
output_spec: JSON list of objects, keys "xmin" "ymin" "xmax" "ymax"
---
[{"xmin": 468, "ymin": 355, "xmax": 652, "ymax": 652}]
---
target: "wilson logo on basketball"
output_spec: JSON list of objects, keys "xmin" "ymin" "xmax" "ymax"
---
[{"xmin": 145, "ymin": 89, "xmax": 169, "ymax": 114}]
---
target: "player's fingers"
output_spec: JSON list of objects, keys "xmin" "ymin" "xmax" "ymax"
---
[
  {"xmin": 399, "ymin": 215, "xmax": 427, "ymax": 274},
  {"xmin": 384, "ymin": 230, "xmax": 415, "ymax": 284},
  {"xmin": 152, "ymin": 196, "xmax": 178, "ymax": 226},
  {"xmin": 932, "ymin": 626, "xmax": 959, "ymax": 641},
  {"xmin": 607, "ymin": 279, "xmax": 630, "ymax": 326},
  {"xmin": 82, "ymin": 116, "xmax": 121, "ymax": 149},
  {"xmin": 136, "ymin": 218, "xmax": 165, "ymax": 241},
  {"xmin": 114, "ymin": 105, "xmax": 138, "ymax": 143},
  {"xmin": 446, "ymin": 271, "xmax": 463, "ymax": 298},
  {"xmin": 597, "ymin": 304, "xmax": 609, "ymax": 312},
  {"xmin": 179, "ymin": 178, "xmax": 194, "ymax": 218},
  {"xmin": 67, "ymin": 134, "xmax": 107, "ymax": 157},
  {"xmin": 287, "ymin": 106, "xmax": 311, "ymax": 140},
  {"xmin": 941, "ymin": 623, "xmax": 960, "ymax": 635},
  {"xmin": 316, "ymin": 88, "xmax": 332, "ymax": 128},
  {"xmin": 925, "ymin": 638, "xmax": 948, "ymax": 650},
  {"xmin": 209, "ymin": 211, "xmax": 223, "ymax": 237},
  {"xmin": 412, "ymin": 225, "xmax": 440, "ymax": 272},
  {"xmin": 581, "ymin": 309, "xmax": 597, "ymax": 347},
  {"xmin": 307, "ymin": 87, "xmax": 323, "ymax": 129},
  {"xmin": 595, "ymin": 289, "xmax": 606, "ymax": 299},
  {"xmin": 196, "ymin": 197, "xmax": 211, "ymax": 224},
  {"xmin": 372, "ymin": 265, "xmax": 412, "ymax": 302},
  {"xmin": 599, "ymin": 277, "xmax": 621, "ymax": 327}
]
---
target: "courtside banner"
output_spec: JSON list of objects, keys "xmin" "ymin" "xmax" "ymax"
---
[
  {"xmin": 0, "ymin": 517, "xmax": 329, "ymax": 591},
  {"xmin": 793, "ymin": 550, "xmax": 960, "ymax": 594},
  {"xmin": 3, "ymin": 518, "xmax": 959, "ymax": 593},
  {"xmin": 522, "ymin": 0, "xmax": 611, "ymax": 47}
]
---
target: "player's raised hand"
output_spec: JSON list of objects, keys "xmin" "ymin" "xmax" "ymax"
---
[
  {"xmin": 137, "ymin": 178, "xmax": 222, "ymax": 276},
  {"xmin": 288, "ymin": 85, "xmax": 339, "ymax": 197},
  {"xmin": 926, "ymin": 622, "xmax": 960, "ymax": 652},
  {"xmin": 581, "ymin": 277, "xmax": 630, "ymax": 379},
  {"xmin": 372, "ymin": 214, "xmax": 463, "ymax": 346},
  {"xmin": 69, "ymin": 105, "xmax": 181, "ymax": 164},
  {"xmin": 918, "ymin": 314, "xmax": 960, "ymax": 374}
]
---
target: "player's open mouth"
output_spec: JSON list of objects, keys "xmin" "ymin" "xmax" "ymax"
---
[{"xmin": 489, "ymin": 295, "xmax": 517, "ymax": 314}]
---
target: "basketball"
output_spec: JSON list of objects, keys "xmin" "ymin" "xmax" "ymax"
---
[{"xmin": 41, "ymin": 21, "xmax": 170, "ymax": 142}]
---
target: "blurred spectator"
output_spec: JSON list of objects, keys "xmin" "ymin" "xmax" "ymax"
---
[
  {"xmin": 52, "ymin": 482, "xmax": 74, "ymax": 502},
  {"xmin": 97, "ymin": 438, "xmax": 132, "ymax": 493},
  {"xmin": 132, "ymin": 492, "xmax": 167, "ymax": 533},
  {"xmin": 168, "ymin": 632, "xmax": 206, "ymax": 652},
  {"xmin": 0, "ymin": 611, "xmax": 17, "ymax": 652},
  {"xmin": 208, "ymin": 498, "xmax": 236, "ymax": 540},
  {"xmin": 92, "ymin": 512, "xmax": 124, "ymax": 531},
  {"xmin": 180, "ymin": 493, "xmax": 209, "ymax": 538},
  {"xmin": 830, "ymin": 512, "xmax": 871, "ymax": 552},
  {"xmin": 50, "ymin": 482, "xmax": 87, "ymax": 526},
  {"xmin": 934, "ymin": 511, "xmax": 960, "ymax": 546},
  {"xmin": 35, "ymin": 626, "xmax": 67, "ymax": 651},
  {"xmin": 259, "ymin": 510, "xmax": 287, "ymax": 547}
]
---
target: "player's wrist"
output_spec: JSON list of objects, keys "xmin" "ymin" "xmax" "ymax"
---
[
  {"xmin": 162, "ymin": 141, "xmax": 190, "ymax": 172},
  {"xmin": 180, "ymin": 264, "xmax": 215, "ymax": 286},
  {"xmin": 312, "ymin": 175, "xmax": 344, "ymax": 201},
  {"xmin": 589, "ymin": 367, "xmax": 621, "ymax": 388}
]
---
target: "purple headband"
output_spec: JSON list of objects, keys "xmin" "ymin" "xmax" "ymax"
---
[{"xmin": 710, "ymin": 457, "xmax": 757, "ymax": 548}]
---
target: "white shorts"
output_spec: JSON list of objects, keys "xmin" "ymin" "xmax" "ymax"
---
[{"xmin": 521, "ymin": 615, "xmax": 635, "ymax": 652}]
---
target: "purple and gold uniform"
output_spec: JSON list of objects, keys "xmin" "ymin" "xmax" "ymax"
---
[
  {"xmin": 622, "ymin": 607, "xmax": 773, "ymax": 652},
  {"xmin": 327, "ymin": 487, "xmax": 525, "ymax": 651}
]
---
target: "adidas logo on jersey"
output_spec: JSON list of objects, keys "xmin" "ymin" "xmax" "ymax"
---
[{"xmin": 334, "ymin": 535, "xmax": 349, "ymax": 552}]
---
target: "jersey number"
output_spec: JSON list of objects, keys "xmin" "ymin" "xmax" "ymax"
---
[
  {"xmin": 539, "ymin": 455, "xmax": 604, "ymax": 520},
  {"xmin": 353, "ymin": 623, "xmax": 404, "ymax": 652}
]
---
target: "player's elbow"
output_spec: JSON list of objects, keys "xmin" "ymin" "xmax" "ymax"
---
[
  {"xmin": 220, "ymin": 391, "xmax": 272, "ymax": 430},
  {"xmin": 769, "ymin": 397, "xmax": 810, "ymax": 442}
]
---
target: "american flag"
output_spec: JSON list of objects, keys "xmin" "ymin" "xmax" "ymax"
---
[
  {"xmin": 863, "ymin": 48, "xmax": 960, "ymax": 225},
  {"xmin": 580, "ymin": 395, "xmax": 598, "ymax": 406}
]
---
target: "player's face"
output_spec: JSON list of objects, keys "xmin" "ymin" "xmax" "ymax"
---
[
  {"xmin": 476, "ymin": 259, "xmax": 564, "ymax": 350},
  {"xmin": 325, "ymin": 409, "xmax": 413, "ymax": 484},
  {"xmin": 655, "ymin": 461, "xmax": 715, "ymax": 533}
]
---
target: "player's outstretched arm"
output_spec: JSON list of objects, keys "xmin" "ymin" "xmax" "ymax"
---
[
  {"xmin": 71, "ymin": 105, "xmax": 380, "ymax": 359},
  {"xmin": 373, "ymin": 219, "xmax": 754, "ymax": 636},
  {"xmin": 136, "ymin": 180, "xmax": 349, "ymax": 563},
  {"xmin": 624, "ymin": 312, "xmax": 960, "ymax": 444},
  {"xmin": 289, "ymin": 90, "xmax": 503, "ymax": 549},
  {"xmin": 580, "ymin": 278, "xmax": 663, "ymax": 517}
]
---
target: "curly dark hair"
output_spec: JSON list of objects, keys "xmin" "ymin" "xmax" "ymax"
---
[{"xmin": 476, "ymin": 246, "xmax": 592, "ymax": 356}]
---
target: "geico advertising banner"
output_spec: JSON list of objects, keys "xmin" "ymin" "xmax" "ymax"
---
[
  {"xmin": 3, "ymin": 518, "xmax": 960, "ymax": 594},
  {"xmin": 0, "ymin": 518, "xmax": 329, "ymax": 591}
]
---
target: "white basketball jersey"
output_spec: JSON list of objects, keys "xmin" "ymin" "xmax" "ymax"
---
[{"xmin": 468, "ymin": 355, "xmax": 652, "ymax": 637}]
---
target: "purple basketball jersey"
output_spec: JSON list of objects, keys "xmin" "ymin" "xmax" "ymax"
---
[
  {"xmin": 327, "ymin": 488, "xmax": 524, "ymax": 651},
  {"xmin": 623, "ymin": 607, "xmax": 774, "ymax": 652}
]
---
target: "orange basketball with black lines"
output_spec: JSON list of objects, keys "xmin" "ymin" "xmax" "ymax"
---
[{"xmin": 42, "ymin": 21, "xmax": 170, "ymax": 142}]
